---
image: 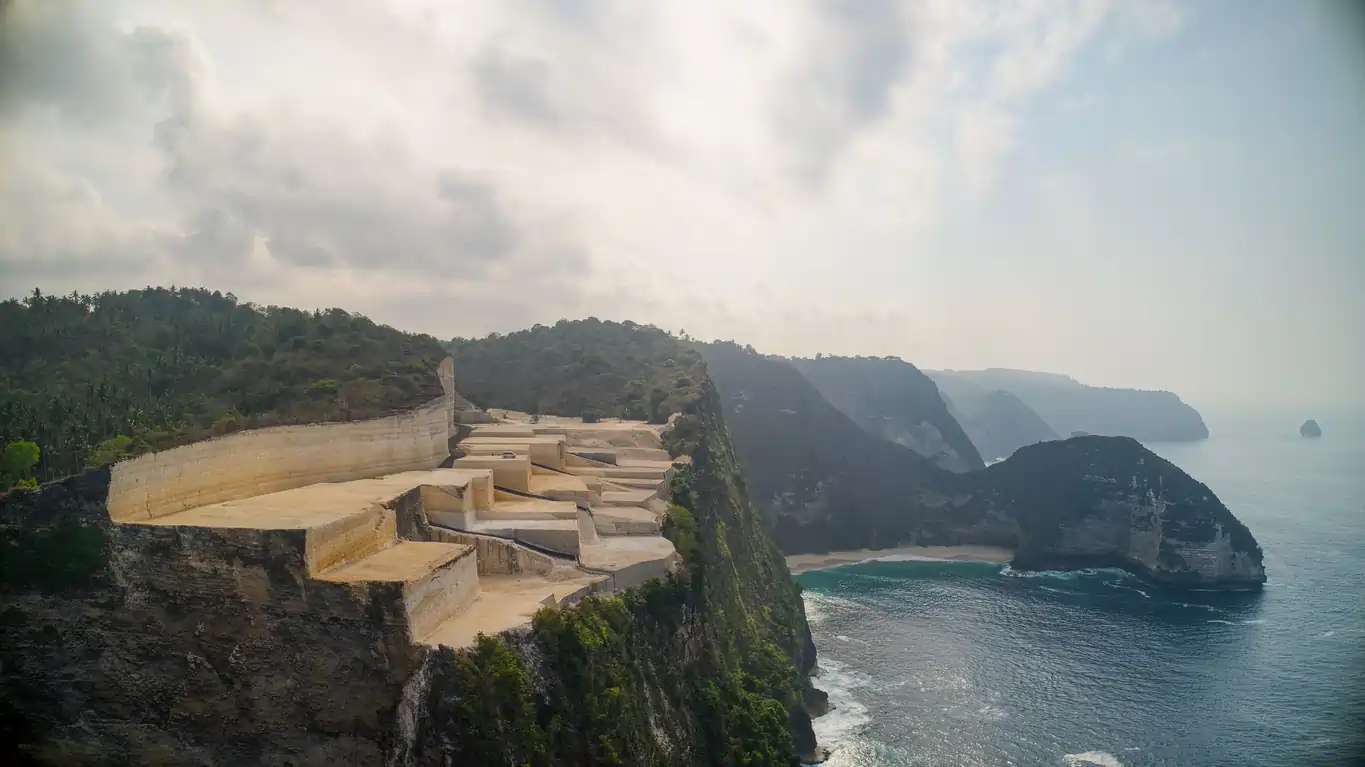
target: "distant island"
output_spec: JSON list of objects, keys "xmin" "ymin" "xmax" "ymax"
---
[
  {"xmin": 928, "ymin": 368, "xmax": 1209, "ymax": 443},
  {"xmin": 1300, "ymin": 419, "xmax": 1322, "ymax": 438}
]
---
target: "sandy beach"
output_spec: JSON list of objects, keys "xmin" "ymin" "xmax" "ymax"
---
[{"xmin": 785, "ymin": 544, "xmax": 1014, "ymax": 574}]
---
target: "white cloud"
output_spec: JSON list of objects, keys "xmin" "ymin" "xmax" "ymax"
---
[{"xmin": 1, "ymin": 0, "xmax": 1140, "ymax": 339}]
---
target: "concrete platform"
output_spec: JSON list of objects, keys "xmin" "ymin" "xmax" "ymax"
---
[
  {"xmin": 419, "ymin": 570, "xmax": 606, "ymax": 649},
  {"xmin": 592, "ymin": 506, "xmax": 661, "ymax": 535},
  {"xmin": 580, "ymin": 537, "xmax": 677, "ymax": 590},
  {"xmin": 135, "ymin": 468, "xmax": 496, "ymax": 573},
  {"xmin": 617, "ymin": 459, "xmax": 677, "ymax": 472},
  {"xmin": 137, "ymin": 468, "xmax": 492, "ymax": 530},
  {"xmin": 316, "ymin": 541, "xmax": 472, "ymax": 583},
  {"xmin": 481, "ymin": 497, "xmax": 578, "ymax": 520},
  {"xmin": 600, "ymin": 489, "xmax": 658, "ymax": 507},
  {"xmin": 564, "ymin": 466, "xmax": 667, "ymax": 480},
  {"xmin": 315, "ymin": 540, "xmax": 479, "ymax": 640},
  {"xmin": 528, "ymin": 473, "xmax": 592, "ymax": 506},
  {"xmin": 468, "ymin": 518, "xmax": 581, "ymax": 556}
]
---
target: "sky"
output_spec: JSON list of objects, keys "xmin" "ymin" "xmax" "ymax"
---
[{"xmin": 1, "ymin": 0, "xmax": 1362, "ymax": 411}]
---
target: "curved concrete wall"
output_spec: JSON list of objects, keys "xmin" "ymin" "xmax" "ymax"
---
[{"xmin": 109, "ymin": 395, "xmax": 453, "ymax": 522}]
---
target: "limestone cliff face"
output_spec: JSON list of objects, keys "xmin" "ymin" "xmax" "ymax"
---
[
  {"xmin": 700, "ymin": 343, "xmax": 1266, "ymax": 589},
  {"xmin": 965, "ymin": 437, "xmax": 1266, "ymax": 588},
  {"xmin": 942, "ymin": 388, "xmax": 1059, "ymax": 463},
  {"xmin": 791, "ymin": 356, "xmax": 985, "ymax": 473},
  {"xmin": 0, "ymin": 469, "xmax": 424, "ymax": 765}
]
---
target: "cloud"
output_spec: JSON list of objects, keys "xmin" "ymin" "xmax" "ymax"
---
[{"xmin": 1, "ymin": 0, "xmax": 1141, "ymax": 340}]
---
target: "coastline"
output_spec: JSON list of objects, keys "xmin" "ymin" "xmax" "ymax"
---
[{"xmin": 786, "ymin": 545, "xmax": 1014, "ymax": 574}]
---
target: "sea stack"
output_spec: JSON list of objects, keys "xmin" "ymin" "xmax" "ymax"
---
[{"xmin": 1300, "ymin": 419, "xmax": 1322, "ymax": 438}]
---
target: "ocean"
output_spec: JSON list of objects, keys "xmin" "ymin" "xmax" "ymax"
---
[{"xmin": 796, "ymin": 414, "xmax": 1365, "ymax": 766}]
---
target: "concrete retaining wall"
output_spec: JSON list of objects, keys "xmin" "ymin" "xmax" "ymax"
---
[
  {"xmin": 428, "ymin": 529, "xmax": 558, "ymax": 576},
  {"xmin": 404, "ymin": 549, "xmax": 479, "ymax": 640},
  {"xmin": 108, "ymin": 396, "xmax": 453, "ymax": 522}
]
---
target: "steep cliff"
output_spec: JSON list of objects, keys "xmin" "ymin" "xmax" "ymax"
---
[
  {"xmin": 929, "ymin": 368, "xmax": 1210, "ymax": 443},
  {"xmin": 791, "ymin": 356, "xmax": 984, "ymax": 473},
  {"xmin": 941, "ymin": 388, "xmax": 1059, "ymax": 463},
  {"xmin": 2, "ymin": 310, "xmax": 822, "ymax": 765},
  {"xmin": 969, "ymin": 437, "xmax": 1265, "ymax": 588},
  {"xmin": 700, "ymin": 343, "xmax": 1264, "ymax": 589}
]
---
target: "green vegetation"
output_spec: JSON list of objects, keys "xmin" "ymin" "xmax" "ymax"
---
[
  {"xmin": 427, "ymin": 322, "xmax": 816, "ymax": 766},
  {"xmin": 0, "ymin": 288, "xmax": 447, "ymax": 481},
  {"xmin": 447, "ymin": 319, "xmax": 705, "ymax": 422},
  {"xmin": 1, "ymin": 440, "xmax": 40, "ymax": 492}
]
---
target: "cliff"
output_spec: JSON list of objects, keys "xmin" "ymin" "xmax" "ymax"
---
[
  {"xmin": 969, "ymin": 437, "xmax": 1266, "ymax": 588},
  {"xmin": 2, "ymin": 310, "xmax": 823, "ymax": 765},
  {"xmin": 929, "ymin": 368, "xmax": 1210, "ymax": 443},
  {"xmin": 941, "ymin": 388, "xmax": 1059, "ymax": 463},
  {"xmin": 791, "ymin": 356, "xmax": 984, "ymax": 473},
  {"xmin": 699, "ymin": 342, "xmax": 1265, "ymax": 589}
]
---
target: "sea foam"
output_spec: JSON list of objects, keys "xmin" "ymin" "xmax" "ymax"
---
[{"xmin": 1062, "ymin": 750, "xmax": 1125, "ymax": 767}]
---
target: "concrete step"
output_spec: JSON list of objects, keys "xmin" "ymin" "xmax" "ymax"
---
[
  {"xmin": 461, "ymin": 436, "xmax": 567, "ymax": 470},
  {"xmin": 527, "ymin": 473, "xmax": 592, "ymax": 507},
  {"xmin": 418, "ymin": 570, "xmax": 606, "ymax": 649},
  {"xmin": 599, "ymin": 476, "xmax": 664, "ymax": 490},
  {"xmin": 468, "ymin": 518, "xmax": 582, "ymax": 556},
  {"xmin": 592, "ymin": 506, "xmax": 661, "ymax": 536},
  {"xmin": 453, "ymin": 454, "xmax": 531, "ymax": 492},
  {"xmin": 482, "ymin": 497, "xmax": 578, "ymax": 520},
  {"xmin": 316, "ymin": 541, "xmax": 479, "ymax": 640},
  {"xmin": 563, "ymin": 465, "xmax": 667, "ymax": 480},
  {"xmin": 579, "ymin": 536, "xmax": 677, "ymax": 591},
  {"xmin": 599, "ymin": 489, "xmax": 658, "ymax": 507},
  {"xmin": 615, "ymin": 447, "xmax": 673, "ymax": 462}
]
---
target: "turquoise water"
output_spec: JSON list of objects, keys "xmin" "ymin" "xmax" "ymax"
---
[{"xmin": 797, "ymin": 415, "xmax": 1365, "ymax": 766}]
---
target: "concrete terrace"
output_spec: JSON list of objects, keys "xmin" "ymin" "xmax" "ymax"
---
[{"xmin": 107, "ymin": 378, "xmax": 681, "ymax": 651}]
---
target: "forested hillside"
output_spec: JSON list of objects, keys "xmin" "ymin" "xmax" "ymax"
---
[
  {"xmin": 0, "ymin": 288, "xmax": 447, "ymax": 482},
  {"xmin": 447, "ymin": 319, "xmax": 704, "ymax": 423}
]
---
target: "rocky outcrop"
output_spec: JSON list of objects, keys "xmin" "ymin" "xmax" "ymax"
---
[
  {"xmin": 700, "ymin": 343, "xmax": 1265, "ymax": 589},
  {"xmin": 929, "ymin": 368, "xmax": 1210, "ymax": 443},
  {"xmin": 942, "ymin": 388, "xmax": 1059, "ymax": 463},
  {"xmin": 1300, "ymin": 420, "xmax": 1322, "ymax": 438},
  {"xmin": 791, "ymin": 356, "xmax": 985, "ymax": 473},
  {"xmin": 968, "ymin": 436, "xmax": 1266, "ymax": 589}
]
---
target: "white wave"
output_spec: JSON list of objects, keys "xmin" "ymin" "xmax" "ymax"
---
[
  {"xmin": 1001, "ymin": 566, "xmax": 1129, "ymax": 580},
  {"xmin": 801, "ymin": 591, "xmax": 861, "ymax": 626},
  {"xmin": 1241, "ymin": 619, "xmax": 1266, "ymax": 624},
  {"xmin": 811, "ymin": 658, "xmax": 872, "ymax": 752},
  {"xmin": 1317, "ymin": 630, "xmax": 1336, "ymax": 638},
  {"xmin": 1063, "ymin": 750, "xmax": 1125, "ymax": 766},
  {"xmin": 1172, "ymin": 601, "xmax": 1223, "ymax": 612},
  {"xmin": 1207, "ymin": 619, "xmax": 1236, "ymax": 625}
]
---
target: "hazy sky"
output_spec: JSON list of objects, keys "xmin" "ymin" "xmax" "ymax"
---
[{"xmin": 2, "ymin": 0, "xmax": 1362, "ymax": 410}]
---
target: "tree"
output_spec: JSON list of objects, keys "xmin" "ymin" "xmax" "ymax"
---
[{"xmin": 1, "ymin": 440, "xmax": 40, "ymax": 491}]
